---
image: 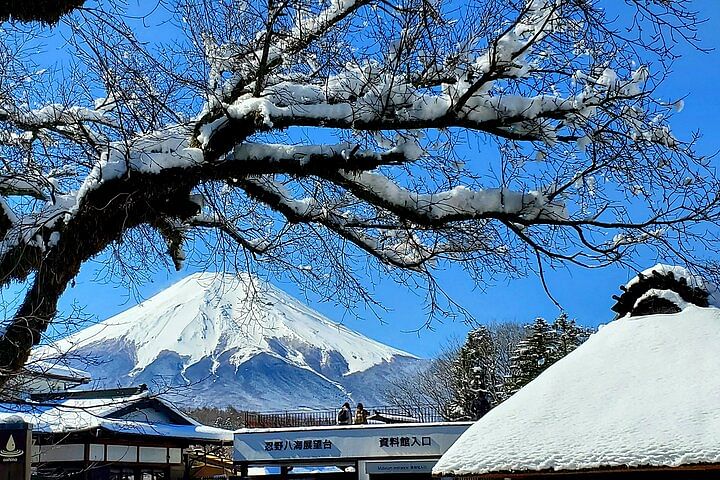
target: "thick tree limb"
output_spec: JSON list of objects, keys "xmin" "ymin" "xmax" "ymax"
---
[
  {"xmin": 0, "ymin": 0, "xmax": 85, "ymax": 23},
  {"xmin": 0, "ymin": 0, "xmax": 714, "ymax": 390}
]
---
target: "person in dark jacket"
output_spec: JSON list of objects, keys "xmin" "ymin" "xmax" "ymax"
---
[
  {"xmin": 337, "ymin": 402, "xmax": 352, "ymax": 425},
  {"xmin": 354, "ymin": 403, "xmax": 368, "ymax": 424}
]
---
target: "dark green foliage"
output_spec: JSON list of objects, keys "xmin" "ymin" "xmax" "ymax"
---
[
  {"xmin": 552, "ymin": 313, "xmax": 592, "ymax": 359},
  {"xmin": 0, "ymin": 0, "xmax": 85, "ymax": 24},
  {"xmin": 506, "ymin": 314, "xmax": 592, "ymax": 394},
  {"xmin": 443, "ymin": 316, "xmax": 591, "ymax": 420},
  {"xmin": 388, "ymin": 319, "xmax": 590, "ymax": 420},
  {"xmin": 611, "ymin": 268, "xmax": 709, "ymax": 317},
  {"xmin": 446, "ymin": 327, "xmax": 495, "ymax": 421},
  {"xmin": 506, "ymin": 318, "xmax": 554, "ymax": 394}
]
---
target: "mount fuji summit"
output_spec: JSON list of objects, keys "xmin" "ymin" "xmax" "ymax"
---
[{"xmin": 39, "ymin": 272, "xmax": 423, "ymax": 410}]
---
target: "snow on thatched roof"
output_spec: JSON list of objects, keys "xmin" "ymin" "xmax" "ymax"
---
[
  {"xmin": 626, "ymin": 264, "xmax": 720, "ymax": 307},
  {"xmin": 433, "ymin": 304, "xmax": 720, "ymax": 476}
]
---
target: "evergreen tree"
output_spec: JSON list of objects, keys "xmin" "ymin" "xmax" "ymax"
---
[
  {"xmin": 391, "ymin": 318, "xmax": 590, "ymax": 420},
  {"xmin": 446, "ymin": 327, "xmax": 496, "ymax": 420},
  {"xmin": 551, "ymin": 314, "xmax": 592, "ymax": 362},
  {"xmin": 385, "ymin": 322, "xmax": 525, "ymax": 421},
  {"xmin": 507, "ymin": 314, "xmax": 592, "ymax": 394},
  {"xmin": 507, "ymin": 318, "xmax": 556, "ymax": 394}
]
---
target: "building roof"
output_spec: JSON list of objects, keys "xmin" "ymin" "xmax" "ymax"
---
[
  {"xmin": 0, "ymin": 390, "xmax": 232, "ymax": 443},
  {"xmin": 97, "ymin": 418, "xmax": 233, "ymax": 442},
  {"xmin": 433, "ymin": 305, "xmax": 720, "ymax": 476},
  {"xmin": 29, "ymin": 384, "xmax": 147, "ymax": 401},
  {"xmin": 24, "ymin": 361, "xmax": 91, "ymax": 384}
]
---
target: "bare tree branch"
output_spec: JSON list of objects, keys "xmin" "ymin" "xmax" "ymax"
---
[{"xmin": 0, "ymin": 0, "xmax": 715, "ymax": 387}]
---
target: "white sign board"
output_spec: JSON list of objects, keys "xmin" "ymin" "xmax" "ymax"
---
[
  {"xmin": 365, "ymin": 460, "xmax": 437, "ymax": 474},
  {"xmin": 234, "ymin": 423, "xmax": 470, "ymax": 462}
]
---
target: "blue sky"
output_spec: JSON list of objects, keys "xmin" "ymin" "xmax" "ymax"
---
[{"xmin": 13, "ymin": 1, "xmax": 720, "ymax": 358}]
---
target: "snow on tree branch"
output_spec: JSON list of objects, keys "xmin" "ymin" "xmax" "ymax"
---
[
  {"xmin": 333, "ymin": 170, "xmax": 568, "ymax": 224},
  {"xmin": 0, "ymin": 0, "xmax": 716, "ymax": 386}
]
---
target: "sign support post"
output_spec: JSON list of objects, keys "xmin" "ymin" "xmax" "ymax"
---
[{"xmin": 0, "ymin": 420, "xmax": 31, "ymax": 480}]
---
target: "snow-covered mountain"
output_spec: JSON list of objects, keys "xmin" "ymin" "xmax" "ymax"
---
[{"xmin": 37, "ymin": 272, "xmax": 423, "ymax": 410}]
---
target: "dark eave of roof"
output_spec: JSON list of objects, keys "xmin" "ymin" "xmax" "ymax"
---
[
  {"xmin": 27, "ymin": 371, "xmax": 91, "ymax": 384},
  {"xmin": 29, "ymin": 384, "xmax": 147, "ymax": 402}
]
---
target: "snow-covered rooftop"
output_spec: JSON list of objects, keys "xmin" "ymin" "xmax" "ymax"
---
[
  {"xmin": 433, "ymin": 304, "xmax": 720, "ymax": 476},
  {"xmin": 0, "ymin": 393, "xmax": 149, "ymax": 433},
  {"xmin": 625, "ymin": 263, "xmax": 720, "ymax": 308},
  {"xmin": 0, "ymin": 392, "xmax": 232, "ymax": 442},
  {"xmin": 24, "ymin": 361, "xmax": 91, "ymax": 382},
  {"xmin": 97, "ymin": 419, "xmax": 232, "ymax": 442}
]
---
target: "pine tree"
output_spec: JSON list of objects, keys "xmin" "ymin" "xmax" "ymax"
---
[
  {"xmin": 385, "ymin": 322, "xmax": 525, "ymax": 420},
  {"xmin": 507, "ymin": 314, "xmax": 592, "ymax": 394},
  {"xmin": 446, "ymin": 327, "xmax": 496, "ymax": 420},
  {"xmin": 506, "ymin": 318, "xmax": 556, "ymax": 394},
  {"xmin": 551, "ymin": 313, "xmax": 592, "ymax": 362}
]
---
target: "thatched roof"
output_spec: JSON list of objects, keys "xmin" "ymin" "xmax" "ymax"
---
[{"xmin": 433, "ymin": 305, "xmax": 720, "ymax": 476}]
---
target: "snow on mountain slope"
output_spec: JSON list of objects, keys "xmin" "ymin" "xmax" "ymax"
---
[{"xmin": 37, "ymin": 272, "xmax": 422, "ymax": 409}]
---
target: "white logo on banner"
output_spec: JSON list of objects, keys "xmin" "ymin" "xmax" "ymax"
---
[{"xmin": 0, "ymin": 434, "xmax": 25, "ymax": 460}]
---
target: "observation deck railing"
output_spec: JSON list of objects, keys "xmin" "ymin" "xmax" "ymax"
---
[{"xmin": 233, "ymin": 405, "xmax": 447, "ymax": 429}]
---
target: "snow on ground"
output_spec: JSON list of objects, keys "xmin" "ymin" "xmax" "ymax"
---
[{"xmin": 433, "ymin": 304, "xmax": 720, "ymax": 475}]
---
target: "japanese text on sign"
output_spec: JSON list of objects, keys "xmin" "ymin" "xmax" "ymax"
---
[
  {"xmin": 378, "ymin": 436, "xmax": 431, "ymax": 448},
  {"xmin": 264, "ymin": 439, "xmax": 333, "ymax": 451}
]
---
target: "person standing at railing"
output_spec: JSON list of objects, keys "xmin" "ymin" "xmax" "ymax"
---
[
  {"xmin": 354, "ymin": 403, "xmax": 368, "ymax": 424},
  {"xmin": 336, "ymin": 402, "xmax": 353, "ymax": 425}
]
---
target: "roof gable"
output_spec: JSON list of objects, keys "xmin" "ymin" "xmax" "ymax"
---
[{"xmin": 107, "ymin": 397, "xmax": 195, "ymax": 425}]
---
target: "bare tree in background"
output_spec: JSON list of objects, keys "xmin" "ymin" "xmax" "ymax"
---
[
  {"xmin": 0, "ymin": 0, "xmax": 717, "ymax": 388},
  {"xmin": 385, "ymin": 322, "xmax": 524, "ymax": 419},
  {"xmin": 383, "ymin": 345, "xmax": 457, "ymax": 418}
]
